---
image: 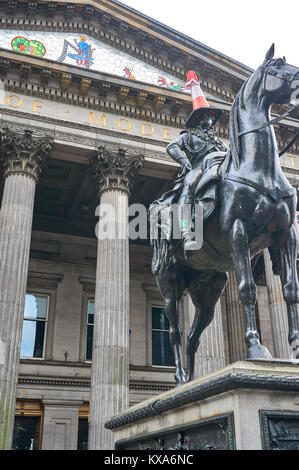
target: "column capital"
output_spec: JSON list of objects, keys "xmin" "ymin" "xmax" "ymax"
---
[
  {"xmin": 0, "ymin": 127, "xmax": 53, "ymax": 181},
  {"xmin": 90, "ymin": 146, "xmax": 144, "ymax": 195}
]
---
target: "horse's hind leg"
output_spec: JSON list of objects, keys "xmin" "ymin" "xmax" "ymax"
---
[
  {"xmin": 269, "ymin": 225, "xmax": 299, "ymax": 358},
  {"xmin": 186, "ymin": 271, "xmax": 228, "ymax": 382},
  {"xmin": 229, "ymin": 219, "xmax": 272, "ymax": 358},
  {"xmin": 155, "ymin": 265, "xmax": 186, "ymax": 385}
]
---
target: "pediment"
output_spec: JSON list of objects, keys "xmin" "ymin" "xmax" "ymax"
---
[{"xmin": 0, "ymin": 29, "xmax": 189, "ymax": 93}]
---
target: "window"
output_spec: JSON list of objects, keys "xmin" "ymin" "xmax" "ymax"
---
[
  {"xmin": 77, "ymin": 418, "xmax": 89, "ymax": 450},
  {"xmin": 20, "ymin": 294, "xmax": 49, "ymax": 358},
  {"xmin": 152, "ymin": 306, "xmax": 175, "ymax": 366},
  {"xmin": 12, "ymin": 416, "xmax": 42, "ymax": 450},
  {"xmin": 86, "ymin": 300, "xmax": 94, "ymax": 360}
]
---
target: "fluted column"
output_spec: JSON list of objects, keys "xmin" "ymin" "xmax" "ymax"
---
[
  {"xmin": 88, "ymin": 146, "xmax": 144, "ymax": 450},
  {"xmin": 263, "ymin": 250, "xmax": 293, "ymax": 358},
  {"xmin": 0, "ymin": 128, "xmax": 53, "ymax": 449},
  {"xmin": 225, "ymin": 271, "xmax": 247, "ymax": 362},
  {"xmin": 184, "ymin": 294, "xmax": 226, "ymax": 378}
]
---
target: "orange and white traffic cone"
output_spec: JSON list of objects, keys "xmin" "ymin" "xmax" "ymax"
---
[
  {"xmin": 186, "ymin": 71, "xmax": 209, "ymax": 110},
  {"xmin": 185, "ymin": 71, "xmax": 223, "ymax": 128}
]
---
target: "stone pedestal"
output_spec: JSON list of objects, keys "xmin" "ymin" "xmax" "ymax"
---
[
  {"xmin": 106, "ymin": 360, "xmax": 299, "ymax": 450},
  {"xmin": 88, "ymin": 146, "xmax": 144, "ymax": 450},
  {"xmin": 0, "ymin": 128, "xmax": 52, "ymax": 449}
]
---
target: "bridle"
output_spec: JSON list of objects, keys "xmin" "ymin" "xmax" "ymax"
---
[{"xmin": 238, "ymin": 62, "xmax": 299, "ymax": 156}]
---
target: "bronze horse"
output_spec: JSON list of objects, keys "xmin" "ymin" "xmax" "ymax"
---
[{"xmin": 151, "ymin": 45, "xmax": 299, "ymax": 385}]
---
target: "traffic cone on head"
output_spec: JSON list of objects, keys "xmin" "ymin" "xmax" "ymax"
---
[
  {"xmin": 186, "ymin": 71, "xmax": 209, "ymax": 110},
  {"xmin": 185, "ymin": 71, "xmax": 223, "ymax": 128}
]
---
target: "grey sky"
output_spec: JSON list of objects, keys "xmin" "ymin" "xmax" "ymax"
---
[{"xmin": 118, "ymin": 0, "xmax": 299, "ymax": 70}]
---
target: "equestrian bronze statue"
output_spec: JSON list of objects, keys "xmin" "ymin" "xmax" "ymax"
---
[{"xmin": 150, "ymin": 44, "xmax": 299, "ymax": 385}]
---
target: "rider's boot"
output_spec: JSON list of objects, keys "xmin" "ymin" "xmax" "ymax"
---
[{"xmin": 179, "ymin": 210, "xmax": 199, "ymax": 254}]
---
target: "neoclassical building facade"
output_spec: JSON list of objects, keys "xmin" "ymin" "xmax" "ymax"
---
[{"xmin": 0, "ymin": 0, "xmax": 298, "ymax": 451}]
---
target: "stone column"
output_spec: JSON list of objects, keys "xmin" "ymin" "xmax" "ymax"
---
[
  {"xmin": 0, "ymin": 128, "xmax": 53, "ymax": 449},
  {"xmin": 225, "ymin": 271, "xmax": 247, "ymax": 362},
  {"xmin": 88, "ymin": 146, "xmax": 144, "ymax": 450},
  {"xmin": 184, "ymin": 294, "xmax": 227, "ymax": 378},
  {"xmin": 263, "ymin": 250, "xmax": 293, "ymax": 358}
]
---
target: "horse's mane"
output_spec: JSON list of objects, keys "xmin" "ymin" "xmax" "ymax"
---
[{"xmin": 226, "ymin": 66, "xmax": 265, "ymax": 170}]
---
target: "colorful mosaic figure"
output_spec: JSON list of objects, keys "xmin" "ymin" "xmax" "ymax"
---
[
  {"xmin": 11, "ymin": 36, "xmax": 46, "ymax": 57},
  {"xmin": 158, "ymin": 76, "xmax": 186, "ymax": 91},
  {"xmin": 123, "ymin": 66, "xmax": 136, "ymax": 80},
  {"xmin": 57, "ymin": 37, "xmax": 95, "ymax": 69}
]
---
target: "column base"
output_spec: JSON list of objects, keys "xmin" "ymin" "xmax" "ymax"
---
[{"xmin": 106, "ymin": 359, "xmax": 299, "ymax": 450}]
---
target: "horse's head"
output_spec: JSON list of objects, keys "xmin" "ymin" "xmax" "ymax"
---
[{"xmin": 260, "ymin": 43, "xmax": 299, "ymax": 106}]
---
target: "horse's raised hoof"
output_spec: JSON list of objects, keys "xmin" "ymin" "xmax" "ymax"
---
[{"xmin": 247, "ymin": 343, "xmax": 272, "ymax": 360}]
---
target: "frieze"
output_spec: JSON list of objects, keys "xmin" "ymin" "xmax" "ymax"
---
[
  {"xmin": 0, "ymin": 11, "xmax": 243, "ymax": 102},
  {"xmin": 115, "ymin": 413, "xmax": 235, "ymax": 450}
]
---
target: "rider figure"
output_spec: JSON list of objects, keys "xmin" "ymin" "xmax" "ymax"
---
[{"xmin": 165, "ymin": 73, "xmax": 226, "ymax": 251}]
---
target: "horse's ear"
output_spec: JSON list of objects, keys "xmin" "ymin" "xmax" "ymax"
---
[{"xmin": 264, "ymin": 43, "xmax": 275, "ymax": 63}]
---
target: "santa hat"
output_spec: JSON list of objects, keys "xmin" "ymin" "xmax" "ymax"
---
[{"xmin": 185, "ymin": 71, "xmax": 223, "ymax": 128}]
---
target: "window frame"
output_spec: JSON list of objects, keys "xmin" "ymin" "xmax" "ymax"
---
[
  {"xmin": 79, "ymin": 277, "xmax": 96, "ymax": 363},
  {"xmin": 151, "ymin": 304, "xmax": 175, "ymax": 367},
  {"xmin": 85, "ymin": 297, "xmax": 95, "ymax": 362},
  {"xmin": 21, "ymin": 292, "xmax": 50, "ymax": 360},
  {"xmin": 21, "ymin": 271, "xmax": 63, "ymax": 361},
  {"xmin": 144, "ymin": 283, "xmax": 187, "ymax": 369}
]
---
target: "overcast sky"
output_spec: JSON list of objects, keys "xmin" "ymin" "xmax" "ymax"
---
[{"xmin": 118, "ymin": 0, "xmax": 299, "ymax": 70}]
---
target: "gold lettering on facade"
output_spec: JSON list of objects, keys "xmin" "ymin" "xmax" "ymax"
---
[
  {"xmin": 118, "ymin": 118, "xmax": 131, "ymax": 132},
  {"xmin": 33, "ymin": 100, "xmax": 43, "ymax": 112},
  {"xmin": 6, "ymin": 94, "xmax": 22, "ymax": 108},
  {"xmin": 89, "ymin": 112, "xmax": 107, "ymax": 127},
  {"xmin": 289, "ymin": 155, "xmax": 296, "ymax": 167},
  {"xmin": 142, "ymin": 123, "xmax": 154, "ymax": 136},
  {"xmin": 164, "ymin": 128, "xmax": 172, "ymax": 141}
]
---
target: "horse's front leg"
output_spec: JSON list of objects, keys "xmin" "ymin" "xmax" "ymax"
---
[
  {"xmin": 229, "ymin": 219, "xmax": 272, "ymax": 359},
  {"xmin": 271, "ymin": 225, "xmax": 299, "ymax": 358}
]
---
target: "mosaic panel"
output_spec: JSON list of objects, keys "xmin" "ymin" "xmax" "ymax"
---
[{"xmin": 0, "ymin": 30, "xmax": 188, "ymax": 92}]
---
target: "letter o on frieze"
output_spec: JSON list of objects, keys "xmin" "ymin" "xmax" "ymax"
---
[
  {"xmin": 7, "ymin": 94, "xmax": 22, "ymax": 108},
  {"xmin": 118, "ymin": 119, "xmax": 131, "ymax": 132}
]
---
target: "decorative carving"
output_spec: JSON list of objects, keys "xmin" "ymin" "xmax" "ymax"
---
[
  {"xmin": 0, "ymin": 58, "xmax": 10, "ymax": 77},
  {"xmin": 260, "ymin": 411, "xmax": 299, "ymax": 450},
  {"xmin": 6, "ymin": 1, "xmax": 18, "ymax": 15},
  {"xmin": 90, "ymin": 146, "xmax": 144, "ymax": 195},
  {"xmin": 80, "ymin": 77, "xmax": 91, "ymax": 95},
  {"xmin": 154, "ymin": 95, "xmax": 166, "ymax": 111},
  {"xmin": 136, "ymin": 91, "xmax": 148, "ymax": 107},
  {"xmin": 0, "ymin": 128, "xmax": 53, "ymax": 181},
  {"xmin": 61, "ymin": 73, "xmax": 72, "ymax": 90},
  {"xmin": 20, "ymin": 64, "xmax": 31, "ymax": 79},
  {"xmin": 118, "ymin": 86, "xmax": 129, "ymax": 102},
  {"xmin": 40, "ymin": 68, "xmax": 52, "ymax": 85},
  {"xmin": 115, "ymin": 413, "xmax": 235, "ymax": 450}
]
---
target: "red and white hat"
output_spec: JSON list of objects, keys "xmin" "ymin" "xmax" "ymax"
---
[{"xmin": 185, "ymin": 71, "xmax": 223, "ymax": 128}]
